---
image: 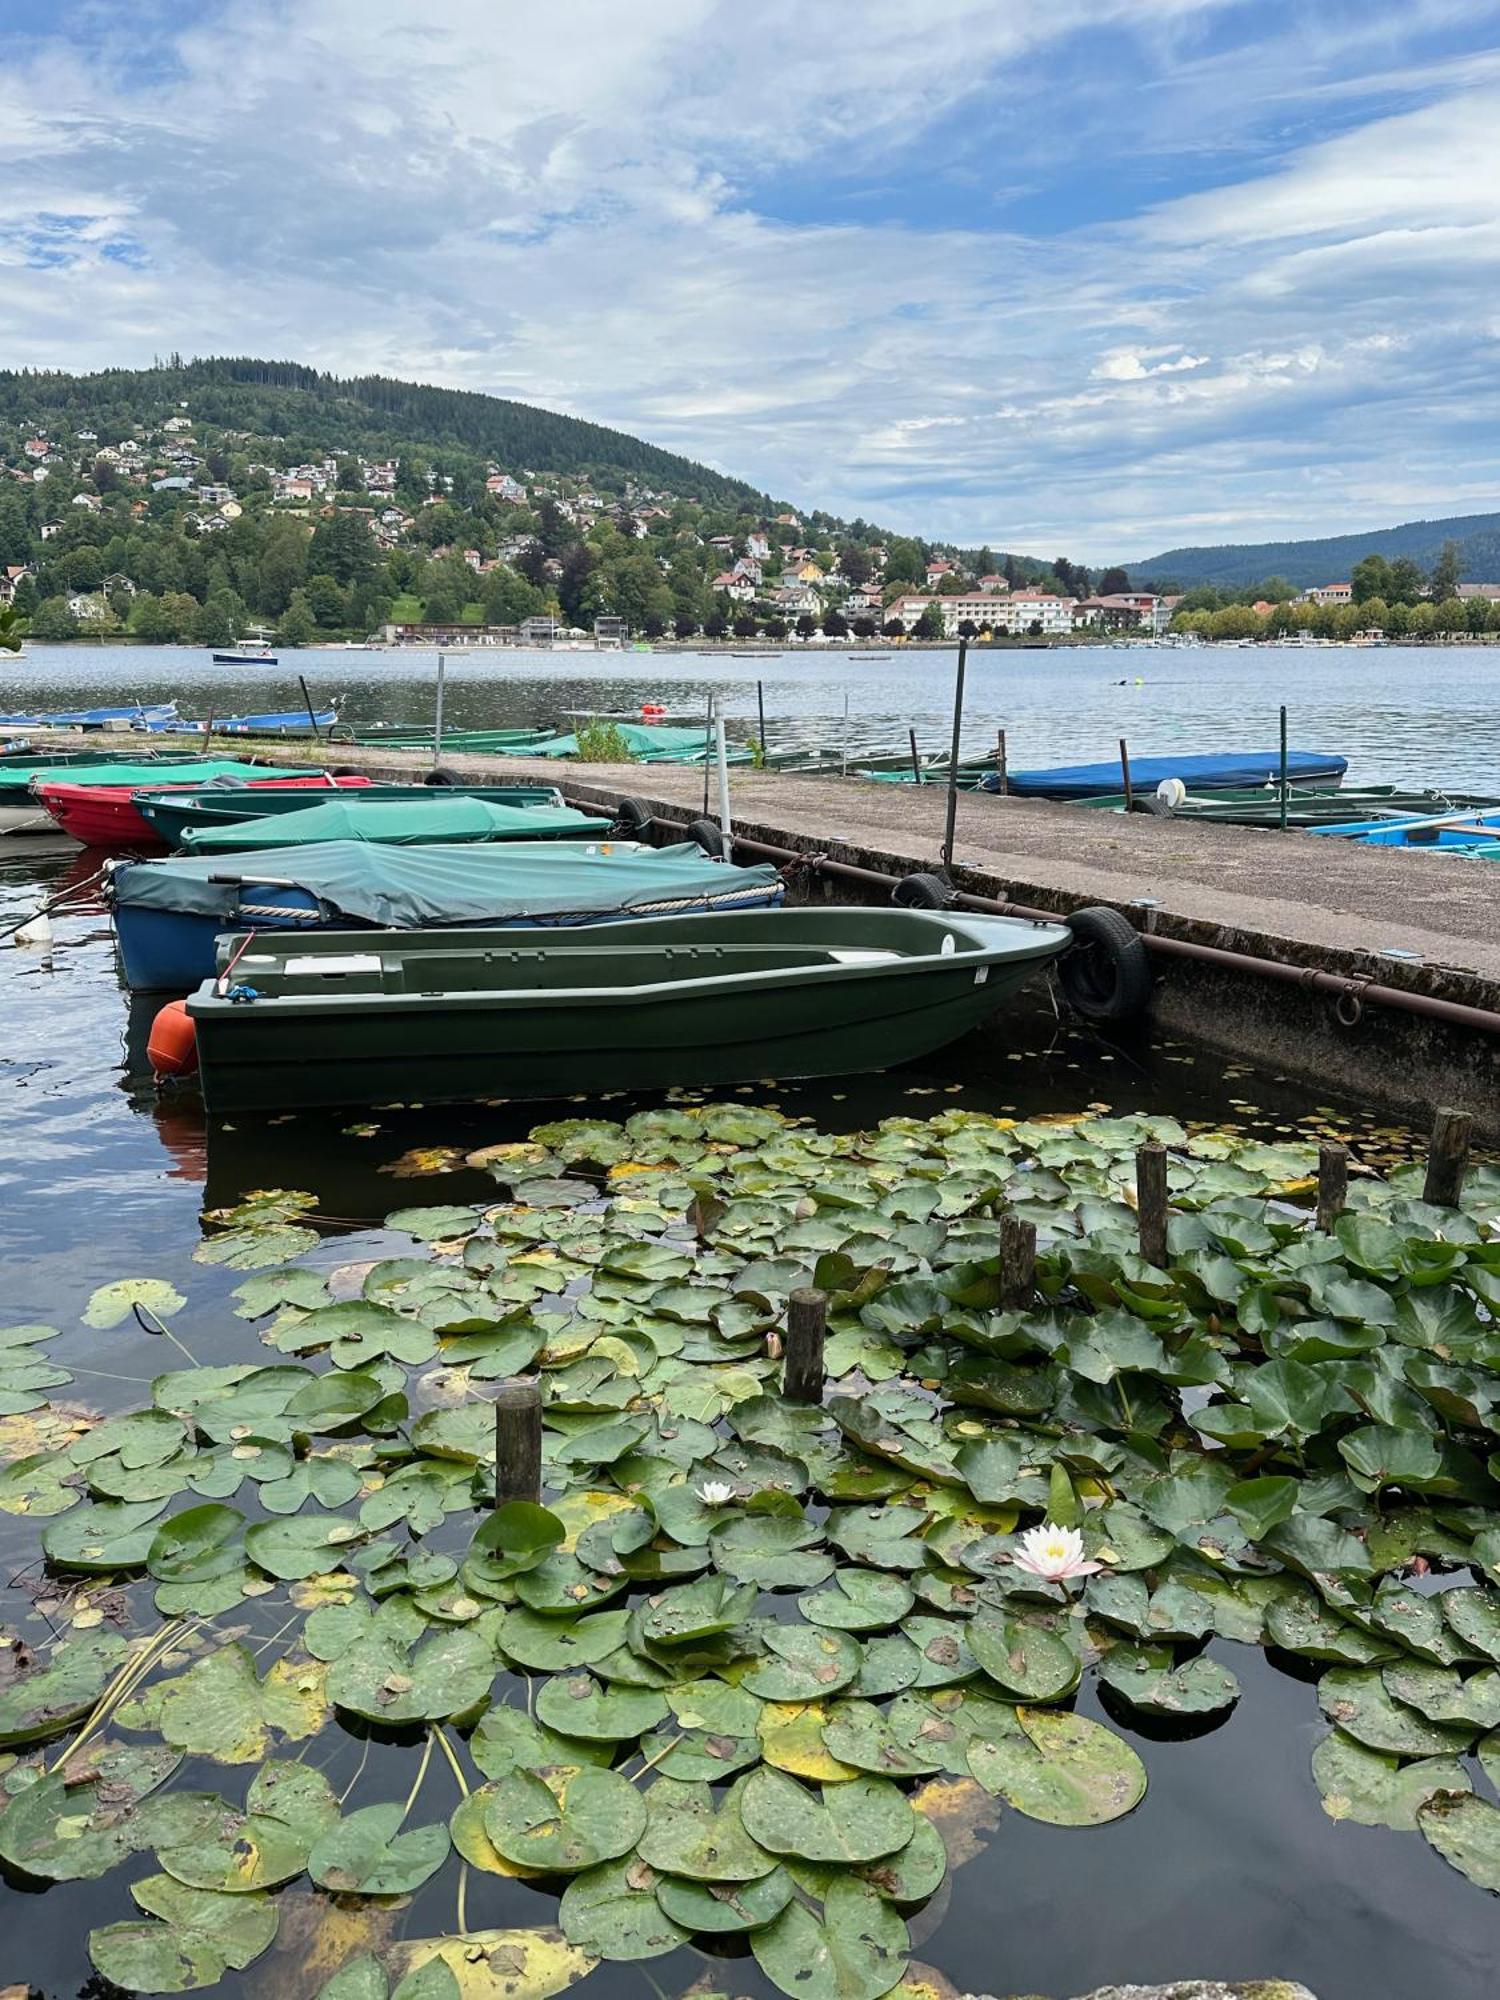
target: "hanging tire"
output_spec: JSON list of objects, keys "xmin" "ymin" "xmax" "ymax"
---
[
  {"xmin": 328, "ymin": 765, "xmax": 366, "ymax": 778},
  {"xmin": 424, "ymin": 767, "xmax": 461, "ymax": 787},
  {"xmin": 1058, "ymin": 906, "xmax": 1153, "ymax": 1023},
  {"xmin": 615, "ymin": 795, "xmax": 656, "ymax": 837},
  {"xmin": 892, "ymin": 871, "xmax": 957, "ymax": 910},
  {"xmin": 1129, "ymin": 793, "xmax": 1176, "ymax": 816},
  {"xmin": 687, "ymin": 816, "xmax": 731, "ymax": 858}
]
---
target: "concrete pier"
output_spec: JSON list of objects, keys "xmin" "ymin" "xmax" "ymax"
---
[{"xmin": 48, "ymin": 733, "xmax": 1500, "ymax": 1128}]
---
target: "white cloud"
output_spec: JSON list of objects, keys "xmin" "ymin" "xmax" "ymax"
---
[{"xmin": 1, "ymin": 0, "xmax": 1498, "ymax": 554}]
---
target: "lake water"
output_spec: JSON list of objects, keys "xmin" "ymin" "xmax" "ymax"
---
[
  {"xmin": 4, "ymin": 643, "xmax": 1500, "ymax": 2000},
  {"xmin": 7, "ymin": 638, "xmax": 1500, "ymax": 787}
]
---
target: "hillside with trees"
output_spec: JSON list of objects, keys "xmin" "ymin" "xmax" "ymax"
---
[{"xmin": 1129, "ymin": 510, "xmax": 1500, "ymax": 591}]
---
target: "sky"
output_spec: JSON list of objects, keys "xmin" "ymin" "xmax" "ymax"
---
[{"xmin": 3, "ymin": 0, "xmax": 1500, "ymax": 560}]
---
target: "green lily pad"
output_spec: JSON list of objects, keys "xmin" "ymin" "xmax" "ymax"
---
[
  {"xmin": 147, "ymin": 1504, "xmax": 247, "ymax": 1584},
  {"xmin": 534, "ymin": 1673, "xmax": 669, "ymax": 1742},
  {"xmin": 119, "ymin": 1644, "xmax": 328, "ymax": 1763},
  {"xmin": 1265, "ymin": 1590, "xmax": 1397, "ymax": 1665},
  {"xmin": 1419, "ymin": 1790, "xmax": 1500, "ymax": 1892},
  {"xmin": 325, "ymin": 1626, "xmax": 494, "ymax": 1725},
  {"xmin": 800, "ymin": 1573, "xmax": 915, "ymax": 1633},
  {"xmin": 967, "ymin": 1611, "xmax": 1080, "ymax": 1702},
  {"xmin": 1316, "ymin": 1668, "xmax": 1476, "ymax": 1756},
  {"xmin": 560, "ymin": 1857, "xmax": 691, "ymax": 1958},
  {"xmin": 655, "ymin": 1862, "xmax": 794, "ymax": 1934},
  {"xmin": 636, "ymin": 1776, "xmax": 774, "ymax": 1881},
  {"xmin": 1444, "ymin": 1587, "xmax": 1500, "ymax": 1661},
  {"xmin": 0, "ymin": 1744, "xmax": 200, "ymax": 1880},
  {"xmin": 1312, "ymin": 1729, "xmax": 1470, "ymax": 1830},
  {"xmin": 84, "ymin": 1279, "xmax": 187, "ymax": 1329},
  {"xmin": 742, "ymin": 1625, "xmax": 863, "ymax": 1702},
  {"xmin": 498, "ymin": 1607, "xmax": 630, "ymax": 1671},
  {"xmin": 739, "ymin": 1769, "xmax": 915, "ymax": 1863},
  {"xmin": 157, "ymin": 1762, "xmax": 339, "ymax": 1891},
  {"xmin": 751, "ymin": 1876, "xmax": 909, "ymax": 2000},
  {"xmin": 0, "ymin": 1630, "xmax": 126, "ymax": 1747},
  {"xmin": 826, "ymin": 1504, "xmax": 932, "ymax": 1572},
  {"xmin": 1098, "ymin": 1647, "xmax": 1241, "ymax": 1717},
  {"xmin": 485, "ymin": 1766, "xmax": 645, "ymax": 1874},
  {"xmin": 821, "ymin": 1699, "xmax": 949, "ymax": 1777},
  {"xmin": 469, "ymin": 1702, "xmax": 612, "ymax": 1778},
  {"xmin": 309, "ymin": 1801, "xmax": 451, "ymax": 1895},
  {"xmin": 43, "ymin": 1498, "xmax": 167, "ymax": 1572},
  {"xmin": 1382, "ymin": 1664, "xmax": 1500, "ymax": 1731},
  {"xmin": 969, "ymin": 1708, "xmax": 1147, "ymax": 1826},
  {"xmin": 244, "ymin": 1511, "xmax": 363, "ymax": 1582},
  {"xmin": 89, "ymin": 1874, "xmax": 279, "ymax": 1992}
]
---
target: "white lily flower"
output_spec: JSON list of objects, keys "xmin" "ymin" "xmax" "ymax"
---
[
  {"xmin": 1011, "ymin": 1521, "xmax": 1102, "ymax": 1582},
  {"xmin": 696, "ymin": 1479, "xmax": 736, "ymax": 1508}
]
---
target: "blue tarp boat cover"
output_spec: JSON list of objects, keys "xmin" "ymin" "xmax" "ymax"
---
[
  {"xmin": 993, "ymin": 750, "xmax": 1348, "ymax": 799},
  {"xmin": 110, "ymin": 841, "xmax": 783, "ymax": 928},
  {"xmin": 179, "ymin": 795, "xmax": 617, "ymax": 851}
]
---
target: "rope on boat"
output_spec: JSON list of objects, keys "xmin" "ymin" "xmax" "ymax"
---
[{"xmin": 0, "ymin": 861, "xmax": 111, "ymax": 944}]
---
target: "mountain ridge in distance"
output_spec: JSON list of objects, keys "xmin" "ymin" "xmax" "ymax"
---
[{"xmin": 1128, "ymin": 508, "xmax": 1500, "ymax": 590}]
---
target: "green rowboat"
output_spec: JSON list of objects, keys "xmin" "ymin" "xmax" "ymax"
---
[
  {"xmin": 177, "ymin": 796, "xmax": 616, "ymax": 852},
  {"xmin": 185, "ymin": 906, "xmax": 1071, "ymax": 1111}
]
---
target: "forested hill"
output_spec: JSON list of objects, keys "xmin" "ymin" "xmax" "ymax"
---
[
  {"xmin": 0, "ymin": 359, "xmax": 766, "ymax": 508},
  {"xmin": 1128, "ymin": 509, "xmax": 1500, "ymax": 590}
]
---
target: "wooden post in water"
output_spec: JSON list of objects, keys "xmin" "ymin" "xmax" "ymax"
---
[
  {"xmin": 1423, "ymin": 1108, "xmax": 1472, "ymax": 1206},
  {"xmin": 757, "ymin": 680, "xmax": 768, "ymax": 761},
  {"xmin": 996, "ymin": 729, "xmax": 1008, "ymax": 795},
  {"xmin": 908, "ymin": 727, "xmax": 922, "ymax": 785},
  {"xmin": 1279, "ymin": 705, "xmax": 1289, "ymax": 832},
  {"xmin": 494, "ymin": 1378, "xmax": 542, "ymax": 1506},
  {"xmin": 999, "ymin": 1212, "xmax": 1037, "ymax": 1310},
  {"xmin": 942, "ymin": 638, "xmax": 970, "ymax": 868},
  {"xmin": 1136, "ymin": 1141, "xmax": 1169, "ymax": 1267},
  {"xmin": 783, "ymin": 1288, "xmax": 827, "ymax": 1404},
  {"xmin": 298, "ymin": 675, "xmax": 323, "ymax": 742},
  {"xmin": 1119, "ymin": 738, "xmax": 1134, "ymax": 813},
  {"xmin": 1316, "ymin": 1142, "xmax": 1348, "ymax": 1232}
]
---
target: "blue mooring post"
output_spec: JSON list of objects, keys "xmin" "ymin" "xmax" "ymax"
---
[
  {"xmin": 1279, "ymin": 704, "xmax": 1289, "ymax": 830},
  {"xmin": 942, "ymin": 637, "xmax": 969, "ymax": 869}
]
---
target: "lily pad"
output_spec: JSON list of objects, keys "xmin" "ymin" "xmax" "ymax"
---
[
  {"xmin": 739, "ymin": 1769, "xmax": 915, "ymax": 1863},
  {"xmin": 535, "ymin": 1672, "xmax": 669, "ymax": 1742},
  {"xmin": 485, "ymin": 1767, "xmax": 646, "ymax": 1874},
  {"xmin": 0, "ymin": 1743, "xmax": 199, "ymax": 1880},
  {"xmin": 84, "ymin": 1279, "xmax": 187, "ymax": 1329},
  {"xmin": 0, "ymin": 1630, "xmax": 126, "ymax": 1747},
  {"xmin": 325, "ymin": 1627, "xmax": 494, "ymax": 1725},
  {"xmin": 1317, "ymin": 1668, "xmax": 1476, "ymax": 1757},
  {"xmin": 637, "ymin": 1776, "xmax": 774, "ymax": 1881},
  {"xmin": 309, "ymin": 1802, "xmax": 451, "ymax": 1895},
  {"xmin": 120, "ymin": 1645, "xmax": 328, "ymax": 1763},
  {"xmin": 751, "ymin": 1876, "xmax": 909, "ymax": 2000},
  {"xmin": 801, "ymin": 1573, "xmax": 915, "ymax": 1633},
  {"xmin": 89, "ymin": 1874, "xmax": 279, "ymax": 1992},
  {"xmin": 1419, "ymin": 1790, "xmax": 1500, "ymax": 1892},
  {"xmin": 1097, "ymin": 1647, "xmax": 1241, "ymax": 1718},
  {"xmin": 967, "ymin": 1611, "xmax": 1080, "ymax": 1703},
  {"xmin": 561, "ymin": 1857, "xmax": 691, "ymax": 1958},
  {"xmin": 1312, "ymin": 1729, "xmax": 1470, "ymax": 1830},
  {"xmin": 743, "ymin": 1625, "xmax": 863, "ymax": 1702},
  {"xmin": 157, "ymin": 1762, "xmax": 339, "ymax": 1892},
  {"xmin": 968, "ymin": 1708, "xmax": 1147, "ymax": 1826}
]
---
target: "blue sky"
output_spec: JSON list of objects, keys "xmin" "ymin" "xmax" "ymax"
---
[{"xmin": 3, "ymin": 0, "xmax": 1500, "ymax": 559}]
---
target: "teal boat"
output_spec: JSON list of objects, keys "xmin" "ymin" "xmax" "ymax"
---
[
  {"xmin": 181, "ymin": 906, "xmax": 1072, "ymax": 1111},
  {"xmin": 346, "ymin": 725, "xmax": 556, "ymax": 751},
  {"xmin": 0, "ymin": 750, "xmax": 203, "ymax": 802},
  {"xmin": 177, "ymin": 795, "xmax": 617, "ymax": 853},
  {"xmin": 506, "ymin": 722, "xmax": 756, "ymax": 765},
  {"xmin": 136, "ymin": 782, "xmax": 567, "ymax": 849}
]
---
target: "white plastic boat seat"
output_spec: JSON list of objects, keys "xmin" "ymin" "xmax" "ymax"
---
[{"xmin": 825, "ymin": 947, "xmax": 903, "ymax": 966}]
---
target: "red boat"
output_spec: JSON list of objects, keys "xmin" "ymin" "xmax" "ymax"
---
[{"xmin": 36, "ymin": 772, "xmax": 370, "ymax": 847}]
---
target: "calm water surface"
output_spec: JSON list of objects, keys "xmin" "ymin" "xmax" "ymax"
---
[
  {"xmin": 6, "ymin": 639, "xmax": 1500, "ymax": 787},
  {"xmin": 2, "ymin": 697, "xmax": 1498, "ymax": 1995}
]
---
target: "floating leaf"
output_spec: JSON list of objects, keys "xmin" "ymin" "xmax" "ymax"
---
[
  {"xmin": 751, "ymin": 1875, "xmax": 909, "ymax": 2000},
  {"xmin": 534, "ymin": 1673, "xmax": 669, "ymax": 1742},
  {"xmin": 1316, "ymin": 1668, "xmax": 1476, "ymax": 1757},
  {"xmin": 485, "ymin": 1767, "xmax": 646, "ymax": 1874},
  {"xmin": 969, "ymin": 1709, "xmax": 1147, "ymax": 1826},
  {"xmin": 0, "ymin": 1743, "xmax": 198, "ymax": 1880},
  {"xmin": 309, "ymin": 1802, "xmax": 451, "ymax": 1895},
  {"xmin": 1419, "ymin": 1791, "xmax": 1500, "ymax": 1892},
  {"xmin": 84, "ymin": 1280, "xmax": 187, "ymax": 1329},
  {"xmin": 739, "ymin": 1769, "xmax": 915, "ymax": 1863},
  {"xmin": 89, "ymin": 1874, "xmax": 279, "ymax": 1992},
  {"xmin": 121, "ymin": 1644, "xmax": 328, "ymax": 1763},
  {"xmin": 0, "ymin": 1630, "xmax": 126, "ymax": 1747},
  {"xmin": 561, "ymin": 1857, "xmax": 691, "ymax": 1958},
  {"xmin": 742, "ymin": 1625, "xmax": 863, "ymax": 1702},
  {"xmin": 158, "ymin": 1763, "xmax": 339, "ymax": 1892},
  {"xmin": 386, "ymin": 1927, "xmax": 596, "ymax": 2000},
  {"xmin": 1097, "ymin": 1647, "xmax": 1241, "ymax": 1718},
  {"xmin": 636, "ymin": 1776, "xmax": 774, "ymax": 1881},
  {"xmin": 1312, "ymin": 1730, "xmax": 1469, "ymax": 1830},
  {"xmin": 325, "ymin": 1627, "xmax": 494, "ymax": 1725}
]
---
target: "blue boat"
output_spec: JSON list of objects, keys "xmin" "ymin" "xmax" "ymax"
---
[
  {"xmin": 107, "ymin": 839, "xmax": 786, "ymax": 991},
  {"xmin": 180, "ymin": 709, "xmax": 338, "ymax": 735},
  {"xmin": 1310, "ymin": 808, "xmax": 1500, "ymax": 847},
  {"xmin": 0, "ymin": 702, "xmax": 179, "ymax": 731},
  {"xmin": 981, "ymin": 750, "xmax": 1348, "ymax": 800}
]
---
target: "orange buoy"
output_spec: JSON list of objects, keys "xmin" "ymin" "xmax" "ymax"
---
[
  {"xmin": 640, "ymin": 702, "xmax": 666, "ymax": 717},
  {"xmin": 148, "ymin": 999, "xmax": 199, "ymax": 1078}
]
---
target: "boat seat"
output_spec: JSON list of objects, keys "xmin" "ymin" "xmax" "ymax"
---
[{"xmin": 825, "ymin": 947, "xmax": 902, "ymax": 965}]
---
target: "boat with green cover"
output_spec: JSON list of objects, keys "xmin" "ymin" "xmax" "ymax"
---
[
  {"xmin": 177, "ymin": 795, "xmax": 617, "ymax": 852},
  {"xmin": 506, "ymin": 722, "xmax": 757, "ymax": 765},
  {"xmin": 136, "ymin": 782, "xmax": 567, "ymax": 848},
  {"xmin": 183, "ymin": 905, "xmax": 1071, "ymax": 1110}
]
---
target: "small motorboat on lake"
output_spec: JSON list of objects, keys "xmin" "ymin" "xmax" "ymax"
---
[
  {"xmin": 175, "ymin": 794, "xmax": 617, "ymax": 854},
  {"xmin": 135, "ymin": 781, "xmax": 567, "ymax": 849},
  {"xmin": 0, "ymin": 701, "xmax": 180, "ymax": 731},
  {"xmin": 34, "ymin": 764, "xmax": 364, "ymax": 846},
  {"xmin": 174, "ymin": 905, "xmax": 1072, "ymax": 1111},
  {"xmin": 211, "ymin": 650, "xmax": 277, "ymax": 665},
  {"xmin": 109, "ymin": 839, "xmax": 787, "ymax": 990}
]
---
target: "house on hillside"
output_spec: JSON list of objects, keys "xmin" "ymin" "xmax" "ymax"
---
[
  {"xmin": 712, "ymin": 571, "xmax": 756, "ymax": 603},
  {"xmin": 1299, "ymin": 582, "xmax": 1353, "ymax": 606}
]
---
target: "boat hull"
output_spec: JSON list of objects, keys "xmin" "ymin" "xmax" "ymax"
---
[
  {"xmin": 136, "ymin": 783, "xmax": 564, "ymax": 848},
  {"xmin": 39, "ymin": 774, "xmax": 369, "ymax": 846},
  {"xmin": 185, "ymin": 909, "xmax": 1069, "ymax": 1111}
]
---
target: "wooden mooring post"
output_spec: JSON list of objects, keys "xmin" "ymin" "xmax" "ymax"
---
[
  {"xmin": 999, "ymin": 1211, "xmax": 1037, "ymax": 1309},
  {"xmin": 1423, "ymin": 1108, "xmax": 1472, "ymax": 1207},
  {"xmin": 908, "ymin": 728, "xmax": 922, "ymax": 784},
  {"xmin": 1119, "ymin": 738, "xmax": 1134, "ymax": 814},
  {"xmin": 996, "ymin": 729, "xmax": 1009, "ymax": 795},
  {"xmin": 783, "ymin": 1288, "xmax": 827, "ymax": 1404},
  {"xmin": 1136, "ymin": 1141, "xmax": 1169, "ymax": 1267},
  {"xmin": 1316, "ymin": 1142, "xmax": 1348, "ymax": 1232},
  {"xmin": 494, "ymin": 1377, "xmax": 542, "ymax": 1506}
]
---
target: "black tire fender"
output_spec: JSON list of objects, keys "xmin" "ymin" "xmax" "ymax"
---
[
  {"xmin": 892, "ymin": 870, "xmax": 957, "ymax": 909},
  {"xmin": 1130, "ymin": 793, "xmax": 1176, "ymax": 816},
  {"xmin": 686, "ymin": 816, "xmax": 731, "ymax": 858},
  {"xmin": 424, "ymin": 766, "xmax": 461, "ymax": 787},
  {"xmin": 1058, "ymin": 905, "xmax": 1153, "ymax": 1023},
  {"xmin": 615, "ymin": 795, "xmax": 656, "ymax": 837},
  {"xmin": 328, "ymin": 765, "xmax": 367, "ymax": 779}
]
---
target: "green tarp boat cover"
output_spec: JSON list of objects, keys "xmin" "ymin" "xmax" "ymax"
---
[
  {"xmin": 111, "ymin": 841, "xmax": 783, "ymax": 928},
  {"xmin": 178, "ymin": 795, "xmax": 616, "ymax": 852},
  {"xmin": 506, "ymin": 722, "xmax": 755, "ymax": 764},
  {"xmin": 23, "ymin": 758, "xmax": 303, "ymax": 795}
]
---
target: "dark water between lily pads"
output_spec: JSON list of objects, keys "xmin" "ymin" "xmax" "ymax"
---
[{"xmin": 2, "ymin": 755, "xmax": 1500, "ymax": 1996}]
